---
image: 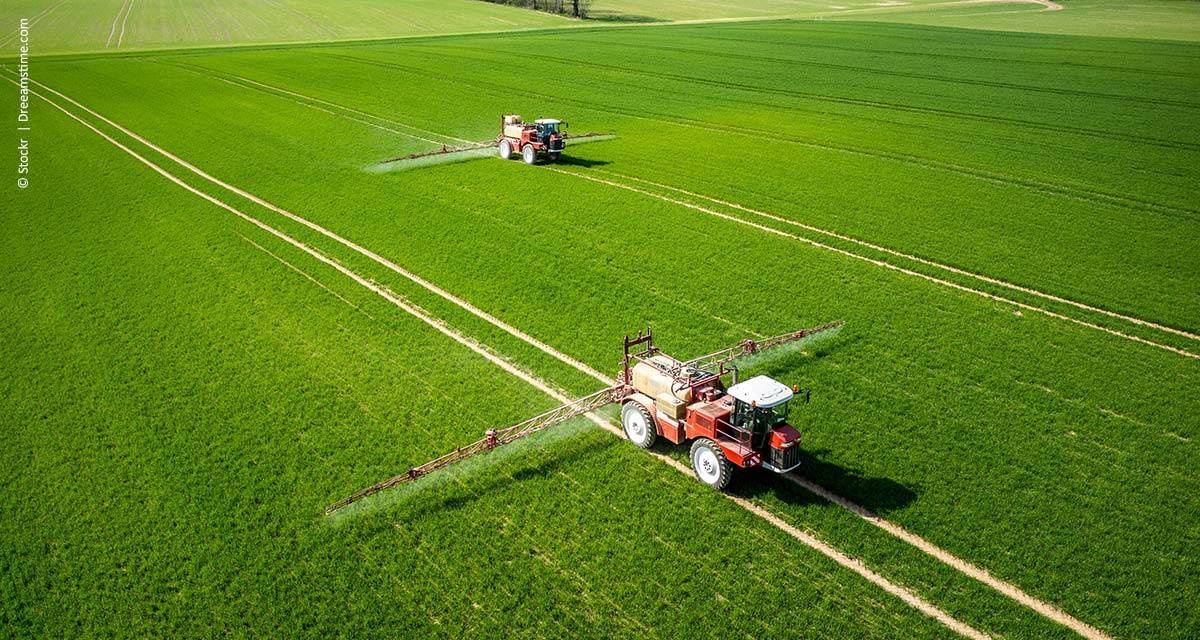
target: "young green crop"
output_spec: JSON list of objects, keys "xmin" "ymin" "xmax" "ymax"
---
[
  {"xmin": 1, "ymin": 94, "xmax": 977, "ymax": 639},
  {"xmin": 123, "ymin": 22, "xmax": 1200, "ymax": 334},
  {"xmin": 0, "ymin": 0, "xmax": 571, "ymax": 54},
  {"xmin": 5, "ymin": 17, "xmax": 1199, "ymax": 640}
]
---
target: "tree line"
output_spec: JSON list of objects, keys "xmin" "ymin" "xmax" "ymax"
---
[{"xmin": 480, "ymin": 0, "xmax": 592, "ymax": 18}]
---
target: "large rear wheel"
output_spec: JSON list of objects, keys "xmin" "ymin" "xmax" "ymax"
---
[
  {"xmin": 690, "ymin": 438, "xmax": 732, "ymax": 490},
  {"xmin": 498, "ymin": 139, "xmax": 513, "ymax": 160},
  {"xmin": 621, "ymin": 402, "xmax": 657, "ymax": 449},
  {"xmin": 522, "ymin": 144, "xmax": 537, "ymax": 165}
]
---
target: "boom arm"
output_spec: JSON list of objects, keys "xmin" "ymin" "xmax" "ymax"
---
[
  {"xmin": 667, "ymin": 321, "xmax": 844, "ymax": 382},
  {"xmin": 324, "ymin": 384, "xmax": 625, "ymax": 514}
]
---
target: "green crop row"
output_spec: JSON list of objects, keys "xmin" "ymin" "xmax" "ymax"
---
[
  {"xmin": 5, "ymin": 18, "xmax": 1198, "ymax": 640},
  {"xmin": 1, "ymin": 93, "xmax": 982, "ymax": 639},
  {"xmin": 138, "ymin": 21, "xmax": 1200, "ymax": 333},
  {"xmin": 0, "ymin": 0, "xmax": 570, "ymax": 54}
]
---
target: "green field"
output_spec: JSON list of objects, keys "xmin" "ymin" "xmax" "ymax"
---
[
  {"xmin": 3, "ymin": 1, "xmax": 1199, "ymax": 639},
  {"xmin": 7, "ymin": 0, "xmax": 1196, "ymax": 55},
  {"xmin": 838, "ymin": 0, "xmax": 1200, "ymax": 41},
  {"xmin": 590, "ymin": 0, "xmax": 1200, "ymax": 41},
  {"xmin": 0, "ymin": 0, "xmax": 570, "ymax": 53}
]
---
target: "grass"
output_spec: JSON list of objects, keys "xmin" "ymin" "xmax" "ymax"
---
[
  {"xmin": 840, "ymin": 0, "xmax": 1200, "ymax": 42},
  {"xmin": 44, "ymin": 22, "xmax": 1199, "ymax": 334},
  {"xmin": 0, "ymin": 0, "xmax": 570, "ymax": 53},
  {"xmin": 588, "ymin": 0, "xmax": 1200, "ymax": 41},
  {"xmin": 3, "ymin": 5, "xmax": 1199, "ymax": 640},
  {"xmin": 1, "ymin": 90, "xmax": 975, "ymax": 639},
  {"xmin": 8, "ymin": 0, "xmax": 1195, "ymax": 56}
]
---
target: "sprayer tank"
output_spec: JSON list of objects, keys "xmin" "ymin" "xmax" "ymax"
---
[{"xmin": 631, "ymin": 355, "xmax": 693, "ymax": 403}]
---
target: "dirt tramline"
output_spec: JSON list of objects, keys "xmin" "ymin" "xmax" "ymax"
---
[
  {"xmin": 163, "ymin": 61, "xmax": 470, "ymax": 147},
  {"xmin": 546, "ymin": 167, "xmax": 1198, "ymax": 361},
  {"xmin": 591, "ymin": 168, "xmax": 1200, "ymax": 343}
]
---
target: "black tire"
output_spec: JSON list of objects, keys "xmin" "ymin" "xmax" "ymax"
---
[
  {"xmin": 548, "ymin": 152, "xmax": 561, "ymax": 163},
  {"xmin": 621, "ymin": 402, "xmax": 657, "ymax": 449},
  {"xmin": 689, "ymin": 438, "xmax": 732, "ymax": 490}
]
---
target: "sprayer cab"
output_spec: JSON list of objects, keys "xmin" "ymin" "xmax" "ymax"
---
[
  {"xmin": 728, "ymin": 376, "xmax": 803, "ymax": 471},
  {"xmin": 534, "ymin": 119, "xmax": 564, "ymax": 137}
]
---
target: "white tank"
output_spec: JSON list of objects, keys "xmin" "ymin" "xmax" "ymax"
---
[
  {"xmin": 502, "ymin": 114, "xmax": 525, "ymax": 140},
  {"xmin": 631, "ymin": 355, "xmax": 693, "ymax": 403}
]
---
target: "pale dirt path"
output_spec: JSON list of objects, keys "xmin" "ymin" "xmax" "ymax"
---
[
  {"xmin": 945, "ymin": 0, "xmax": 1062, "ymax": 11},
  {"xmin": 604, "ymin": 0, "xmax": 1061, "ymax": 26},
  {"xmin": 18, "ymin": 78, "xmax": 994, "ymax": 640},
  {"xmin": 174, "ymin": 65, "xmax": 471, "ymax": 146},
  {"xmin": 789, "ymin": 476, "xmax": 1111, "ymax": 640},
  {"xmin": 820, "ymin": 0, "xmax": 1062, "ymax": 17},
  {"xmin": 179, "ymin": 67, "xmax": 452, "ymax": 146},
  {"xmin": 598, "ymin": 169, "xmax": 1199, "ymax": 344},
  {"xmin": 239, "ymin": 235, "xmax": 371, "ymax": 317},
  {"xmin": 1, "ymin": 0, "xmax": 69, "ymax": 49},
  {"xmin": 550, "ymin": 167, "xmax": 1198, "ymax": 362},
  {"xmin": 105, "ymin": 0, "xmax": 131, "ymax": 48},
  {"xmin": 115, "ymin": 0, "xmax": 135, "ymax": 48}
]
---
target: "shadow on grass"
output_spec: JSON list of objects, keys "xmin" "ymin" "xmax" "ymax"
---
[
  {"xmin": 734, "ymin": 448, "xmax": 918, "ymax": 516},
  {"xmin": 553, "ymin": 155, "xmax": 612, "ymax": 168}
]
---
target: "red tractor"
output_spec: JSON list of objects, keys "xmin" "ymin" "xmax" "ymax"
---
[
  {"xmin": 617, "ymin": 329, "xmax": 806, "ymax": 489},
  {"xmin": 325, "ymin": 322, "xmax": 842, "ymax": 513},
  {"xmin": 498, "ymin": 114, "xmax": 566, "ymax": 164}
]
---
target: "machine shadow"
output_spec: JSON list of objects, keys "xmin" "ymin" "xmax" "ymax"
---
[
  {"xmin": 734, "ymin": 448, "xmax": 918, "ymax": 515},
  {"xmin": 554, "ymin": 156, "xmax": 611, "ymax": 169}
]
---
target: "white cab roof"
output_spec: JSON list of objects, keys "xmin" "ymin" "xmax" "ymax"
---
[
  {"xmin": 727, "ymin": 375, "xmax": 793, "ymax": 408},
  {"xmin": 535, "ymin": 118, "xmax": 561, "ymax": 124}
]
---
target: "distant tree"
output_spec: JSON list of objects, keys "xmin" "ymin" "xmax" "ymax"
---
[{"xmin": 478, "ymin": 0, "xmax": 588, "ymax": 18}]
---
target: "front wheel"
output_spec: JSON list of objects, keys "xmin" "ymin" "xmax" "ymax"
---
[
  {"xmin": 548, "ymin": 152, "xmax": 561, "ymax": 163},
  {"xmin": 498, "ymin": 139, "xmax": 513, "ymax": 160},
  {"xmin": 522, "ymin": 144, "xmax": 537, "ymax": 165},
  {"xmin": 690, "ymin": 438, "xmax": 732, "ymax": 490},
  {"xmin": 621, "ymin": 402, "xmax": 657, "ymax": 449}
]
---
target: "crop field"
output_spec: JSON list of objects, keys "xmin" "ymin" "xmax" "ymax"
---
[
  {"xmin": 0, "ymin": 0, "xmax": 570, "ymax": 53},
  {"xmin": 3, "ymin": 2, "xmax": 1199, "ymax": 639}
]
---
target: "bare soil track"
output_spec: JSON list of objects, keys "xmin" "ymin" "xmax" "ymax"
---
[
  {"xmin": 0, "ymin": 0, "xmax": 68, "ymax": 49},
  {"xmin": 165, "ymin": 61, "xmax": 464, "ymax": 146},
  {"xmin": 594, "ymin": 169, "xmax": 1200, "ymax": 344},
  {"xmin": 548, "ymin": 166, "xmax": 1198, "ymax": 361}
]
